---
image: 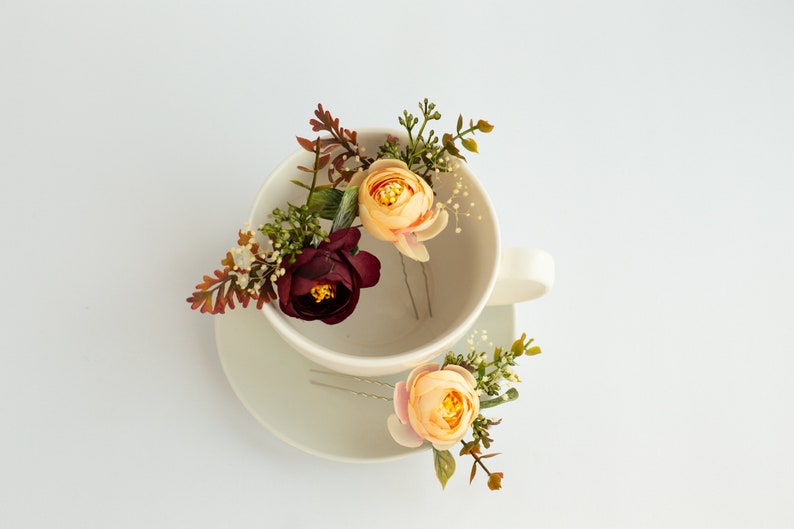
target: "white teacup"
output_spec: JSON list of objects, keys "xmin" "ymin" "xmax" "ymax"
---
[{"xmin": 248, "ymin": 128, "xmax": 554, "ymax": 377}]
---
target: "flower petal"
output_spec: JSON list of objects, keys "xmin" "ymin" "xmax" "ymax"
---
[
  {"xmin": 276, "ymin": 227, "xmax": 378, "ymax": 324},
  {"xmin": 431, "ymin": 439, "xmax": 461, "ymax": 451},
  {"xmin": 293, "ymin": 252, "xmax": 336, "ymax": 281},
  {"xmin": 394, "ymin": 233, "xmax": 429, "ymax": 262},
  {"xmin": 415, "ymin": 207, "xmax": 449, "ymax": 242},
  {"xmin": 393, "ymin": 381, "xmax": 410, "ymax": 423},
  {"xmin": 347, "ymin": 169, "xmax": 365, "ymax": 188},
  {"xmin": 387, "ymin": 414, "xmax": 424, "ymax": 448},
  {"xmin": 405, "ymin": 363, "xmax": 439, "ymax": 391},
  {"xmin": 359, "ymin": 204, "xmax": 396, "ymax": 241},
  {"xmin": 442, "ymin": 364, "xmax": 478, "ymax": 389},
  {"xmin": 367, "ymin": 205, "xmax": 415, "ymax": 230},
  {"xmin": 289, "ymin": 246, "xmax": 318, "ymax": 268},
  {"xmin": 344, "ymin": 249, "xmax": 381, "ymax": 289},
  {"xmin": 322, "ymin": 227, "xmax": 360, "ymax": 253},
  {"xmin": 369, "ymin": 158, "xmax": 409, "ymax": 172},
  {"xmin": 320, "ymin": 284, "xmax": 359, "ymax": 324},
  {"xmin": 392, "ymin": 193, "xmax": 429, "ymax": 226}
]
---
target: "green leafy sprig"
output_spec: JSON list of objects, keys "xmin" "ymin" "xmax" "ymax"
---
[
  {"xmin": 433, "ymin": 333, "xmax": 541, "ymax": 490},
  {"xmin": 258, "ymin": 205, "xmax": 326, "ymax": 264},
  {"xmin": 379, "ymin": 98, "xmax": 494, "ymax": 185}
]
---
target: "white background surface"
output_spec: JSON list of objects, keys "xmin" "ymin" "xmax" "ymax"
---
[{"xmin": 2, "ymin": 1, "xmax": 793, "ymax": 527}]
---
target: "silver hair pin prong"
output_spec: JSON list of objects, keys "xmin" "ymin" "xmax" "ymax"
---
[
  {"xmin": 309, "ymin": 369, "xmax": 395, "ymax": 389},
  {"xmin": 421, "ymin": 261, "xmax": 433, "ymax": 318},
  {"xmin": 309, "ymin": 380, "xmax": 392, "ymax": 401},
  {"xmin": 400, "ymin": 253, "xmax": 420, "ymax": 320}
]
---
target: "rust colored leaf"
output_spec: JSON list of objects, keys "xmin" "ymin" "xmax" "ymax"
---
[
  {"xmin": 237, "ymin": 230, "xmax": 254, "ymax": 246},
  {"xmin": 187, "ymin": 269, "xmax": 248, "ymax": 315},
  {"xmin": 255, "ymin": 281, "xmax": 277, "ymax": 308},
  {"xmin": 213, "ymin": 283, "xmax": 226, "ymax": 314},
  {"xmin": 442, "ymin": 133, "xmax": 466, "ymax": 161},
  {"xmin": 296, "ymin": 136, "xmax": 317, "ymax": 152},
  {"xmin": 332, "ymin": 154, "xmax": 346, "ymax": 172}
]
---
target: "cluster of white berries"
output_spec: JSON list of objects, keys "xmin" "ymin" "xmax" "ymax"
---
[
  {"xmin": 466, "ymin": 328, "xmax": 494, "ymax": 354},
  {"xmin": 228, "ymin": 226, "xmax": 287, "ymax": 294},
  {"xmin": 464, "ymin": 328, "xmax": 522, "ymax": 393}
]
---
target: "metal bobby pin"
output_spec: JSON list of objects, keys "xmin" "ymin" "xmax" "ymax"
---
[{"xmin": 309, "ymin": 369, "xmax": 394, "ymax": 401}]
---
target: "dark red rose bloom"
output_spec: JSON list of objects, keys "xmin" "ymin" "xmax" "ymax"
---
[{"xmin": 277, "ymin": 227, "xmax": 381, "ymax": 324}]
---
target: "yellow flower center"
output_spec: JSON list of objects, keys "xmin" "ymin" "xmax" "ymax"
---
[
  {"xmin": 440, "ymin": 391, "xmax": 464, "ymax": 427},
  {"xmin": 309, "ymin": 283, "xmax": 335, "ymax": 303},
  {"xmin": 375, "ymin": 180, "xmax": 405, "ymax": 206}
]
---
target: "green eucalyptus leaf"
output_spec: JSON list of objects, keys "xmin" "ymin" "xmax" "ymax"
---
[
  {"xmin": 461, "ymin": 137, "xmax": 479, "ymax": 153},
  {"xmin": 330, "ymin": 186, "xmax": 359, "ymax": 232},
  {"xmin": 433, "ymin": 448, "xmax": 456, "ymax": 489},
  {"xmin": 307, "ymin": 187, "xmax": 343, "ymax": 220}
]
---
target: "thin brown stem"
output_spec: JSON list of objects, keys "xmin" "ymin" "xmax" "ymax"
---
[
  {"xmin": 305, "ymin": 137, "xmax": 323, "ymax": 206},
  {"xmin": 461, "ymin": 440, "xmax": 493, "ymax": 476}
]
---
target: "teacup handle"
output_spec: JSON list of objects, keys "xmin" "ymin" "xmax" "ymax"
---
[{"xmin": 486, "ymin": 247, "xmax": 555, "ymax": 306}]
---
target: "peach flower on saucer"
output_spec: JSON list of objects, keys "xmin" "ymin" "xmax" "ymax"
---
[
  {"xmin": 387, "ymin": 363, "xmax": 480, "ymax": 450},
  {"xmin": 348, "ymin": 159, "xmax": 448, "ymax": 262}
]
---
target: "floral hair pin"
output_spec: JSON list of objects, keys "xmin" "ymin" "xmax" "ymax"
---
[
  {"xmin": 312, "ymin": 331, "xmax": 541, "ymax": 490},
  {"xmin": 186, "ymin": 99, "xmax": 493, "ymax": 323},
  {"xmin": 188, "ymin": 100, "xmax": 547, "ymax": 490}
]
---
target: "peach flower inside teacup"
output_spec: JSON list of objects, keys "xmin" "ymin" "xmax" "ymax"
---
[{"xmin": 349, "ymin": 159, "xmax": 448, "ymax": 262}]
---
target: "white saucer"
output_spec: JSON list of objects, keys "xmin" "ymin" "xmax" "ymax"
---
[{"xmin": 215, "ymin": 304, "xmax": 516, "ymax": 463}]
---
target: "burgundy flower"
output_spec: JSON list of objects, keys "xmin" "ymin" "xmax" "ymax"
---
[{"xmin": 277, "ymin": 227, "xmax": 380, "ymax": 324}]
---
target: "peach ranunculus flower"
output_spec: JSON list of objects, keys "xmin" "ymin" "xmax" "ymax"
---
[
  {"xmin": 387, "ymin": 363, "xmax": 480, "ymax": 450},
  {"xmin": 348, "ymin": 159, "xmax": 448, "ymax": 262}
]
